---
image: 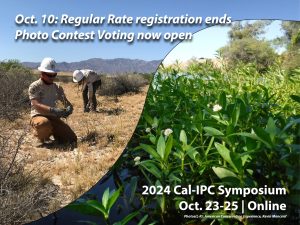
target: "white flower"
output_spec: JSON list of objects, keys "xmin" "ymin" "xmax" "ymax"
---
[
  {"xmin": 213, "ymin": 104, "xmax": 222, "ymax": 112},
  {"xmin": 134, "ymin": 156, "xmax": 141, "ymax": 162},
  {"xmin": 145, "ymin": 128, "xmax": 151, "ymax": 133},
  {"xmin": 164, "ymin": 128, "xmax": 173, "ymax": 136},
  {"xmin": 134, "ymin": 156, "xmax": 141, "ymax": 165}
]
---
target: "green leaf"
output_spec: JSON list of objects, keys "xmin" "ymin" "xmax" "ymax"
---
[
  {"xmin": 149, "ymin": 135, "xmax": 156, "ymax": 144},
  {"xmin": 187, "ymin": 147, "xmax": 201, "ymax": 165},
  {"xmin": 204, "ymin": 126, "xmax": 224, "ymax": 136},
  {"xmin": 191, "ymin": 125, "xmax": 200, "ymax": 133},
  {"xmin": 205, "ymin": 136, "xmax": 214, "ymax": 156},
  {"xmin": 153, "ymin": 117, "xmax": 159, "ymax": 128},
  {"xmin": 225, "ymin": 123, "xmax": 235, "ymax": 135},
  {"xmin": 86, "ymin": 200, "xmax": 107, "ymax": 216},
  {"xmin": 230, "ymin": 152, "xmax": 243, "ymax": 172},
  {"xmin": 107, "ymin": 189, "xmax": 120, "ymax": 212},
  {"xmin": 157, "ymin": 194, "xmax": 166, "ymax": 213},
  {"xmin": 265, "ymin": 117, "xmax": 279, "ymax": 141},
  {"xmin": 212, "ymin": 166, "xmax": 238, "ymax": 179},
  {"xmin": 113, "ymin": 211, "xmax": 139, "ymax": 225},
  {"xmin": 143, "ymin": 113, "xmax": 153, "ymax": 125},
  {"xmin": 253, "ymin": 127, "xmax": 273, "ymax": 148},
  {"xmin": 164, "ymin": 135, "xmax": 173, "ymax": 161},
  {"xmin": 236, "ymin": 97, "xmax": 247, "ymax": 118},
  {"xmin": 157, "ymin": 135, "xmax": 165, "ymax": 159},
  {"xmin": 168, "ymin": 173, "xmax": 182, "ymax": 183},
  {"xmin": 102, "ymin": 188, "xmax": 110, "ymax": 209},
  {"xmin": 173, "ymin": 150, "xmax": 184, "ymax": 160},
  {"xmin": 180, "ymin": 130, "xmax": 187, "ymax": 145},
  {"xmin": 137, "ymin": 215, "xmax": 149, "ymax": 225},
  {"xmin": 229, "ymin": 132, "xmax": 264, "ymax": 149},
  {"xmin": 139, "ymin": 161, "xmax": 161, "ymax": 178},
  {"xmin": 219, "ymin": 91, "xmax": 227, "ymax": 109},
  {"xmin": 241, "ymin": 154, "xmax": 251, "ymax": 166},
  {"xmin": 245, "ymin": 137, "xmax": 258, "ymax": 151},
  {"xmin": 140, "ymin": 144, "xmax": 161, "ymax": 161},
  {"xmin": 211, "ymin": 115, "xmax": 229, "ymax": 126},
  {"xmin": 66, "ymin": 201, "xmax": 104, "ymax": 217},
  {"xmin": 230, "ymin": 132, "xmax": 257, "ymax": 139},
  {"xmin": 212, "ymin": 166, "xmax": 240, "ymax": 185},
  {"xmin": 231, "ymin": 103, "xmax": 240, "ymax": 127},
  {"xmin": 215, "ymin": 143, "xmax": 242, "ymax": 173},
  {"xmin": 129, "ymin": 177, "xmax": 138, "ymax": 204}
]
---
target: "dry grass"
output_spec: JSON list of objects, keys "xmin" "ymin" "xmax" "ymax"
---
[
  {"xmin": 12, "ymin": 81, "xmax": 148, "ymax": 221},
  {"xmin": 0, "ymin": 123, "xmax": 59, "ymax": 225}
]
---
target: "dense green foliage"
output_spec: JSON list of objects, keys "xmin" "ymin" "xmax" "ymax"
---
[
  {"xmin": 70, "ymin": 60, "xmax": 300, "ymax": 225},
  {"xmin": 68, "ymin": 21, "xmax": 300, "ymax": 225},
  {"xmin": 219, "ymin": 38, "xmax": 277, "ymax": 72}
]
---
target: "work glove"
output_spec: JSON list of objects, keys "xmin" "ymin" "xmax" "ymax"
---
[
  {"xmin": 65, "ymin": 105, "xmax": 73, "ymax": 117},
  {"xmin": 50, "ymin": 107, "xmax": 67, "ymax": 118}
]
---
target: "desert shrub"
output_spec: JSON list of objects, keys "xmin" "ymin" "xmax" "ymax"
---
[
  {"xmin": 0, "ymin": 128, "xmax": 58, "ymax": 225},
  {"xmin": 0, "ymin": 60, "xmax": 35, "ymax": 120},
  {"xmin": 98, "ymin": 74, "xmax": 148, "ymax": 96},
  {"xmin": 139, "ymin": 73, "xmax": 154, "ymax": 83}
]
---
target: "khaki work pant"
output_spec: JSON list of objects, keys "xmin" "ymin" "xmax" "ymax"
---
[{"xmin": 30, "ymin": 116, "xmax": 77, "ymax": 144}]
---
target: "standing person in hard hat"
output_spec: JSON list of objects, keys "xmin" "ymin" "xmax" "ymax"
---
[
  {"xmin": 72, "ymin": 69, "xmax": 102, "ymax": 112},
  {"xmin": 28, "ymin": 57, "xmax": 77, "ymax": 147}
]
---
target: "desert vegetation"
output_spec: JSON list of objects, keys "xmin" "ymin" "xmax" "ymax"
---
[
  {"xmin": 0, "ymin": 60, "xmax": 150, "ymax": 224},
  {"xmin": 0, "ymin": 61, "xmax": 57, "ymax": 224}
]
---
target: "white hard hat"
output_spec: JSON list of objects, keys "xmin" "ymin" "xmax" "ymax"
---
[
  {"xmin": 38, "ymin": 57, "xmax": 57, "ymax": 73},
  {"xmin": 73, "ymin": 70, "xmax": 84, "ymax": 83}
]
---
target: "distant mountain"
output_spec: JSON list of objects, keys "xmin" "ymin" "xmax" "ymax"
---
[{"xmin": 22, "ymin": 58, "xmax": 162, "ymax": 74}]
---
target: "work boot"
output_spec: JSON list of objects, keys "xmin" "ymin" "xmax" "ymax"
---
[{"xmin": 33, "ymin": 140, "xmax": 55, "ymax": 148}]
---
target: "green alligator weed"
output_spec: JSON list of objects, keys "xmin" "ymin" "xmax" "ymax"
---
[{"xmin": 69, "ymin": 61, "xmax": 300, "ymax": 225}]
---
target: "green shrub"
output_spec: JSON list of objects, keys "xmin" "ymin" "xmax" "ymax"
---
[
  {"xmin": 126, "ymin": 62, "xmax": 299, "ymax": 224},
  {"xmin": 219, "ymin": 38, "xmax": 278, "ymax": 72},
  {"xmin": 0, "ymin": 60, "xmax": 35, "ymax": 120}
]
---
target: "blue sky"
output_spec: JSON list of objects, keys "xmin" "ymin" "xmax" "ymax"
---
[
  {"xmin": 0, "ymin": 0, "xmax": 299, "ymax": 63},
  {"xmin": 163, "ymin": 20, "xmax": 284, "ymax": 65}
]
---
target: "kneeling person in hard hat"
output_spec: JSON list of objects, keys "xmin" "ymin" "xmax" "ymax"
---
[
  {"xmin": 29, "ymin": 57, "xmax": 77, "ymax": 146},
  {"xmin": 73, "ymin": 69, "xmax": 101, "ymax": 112}
]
